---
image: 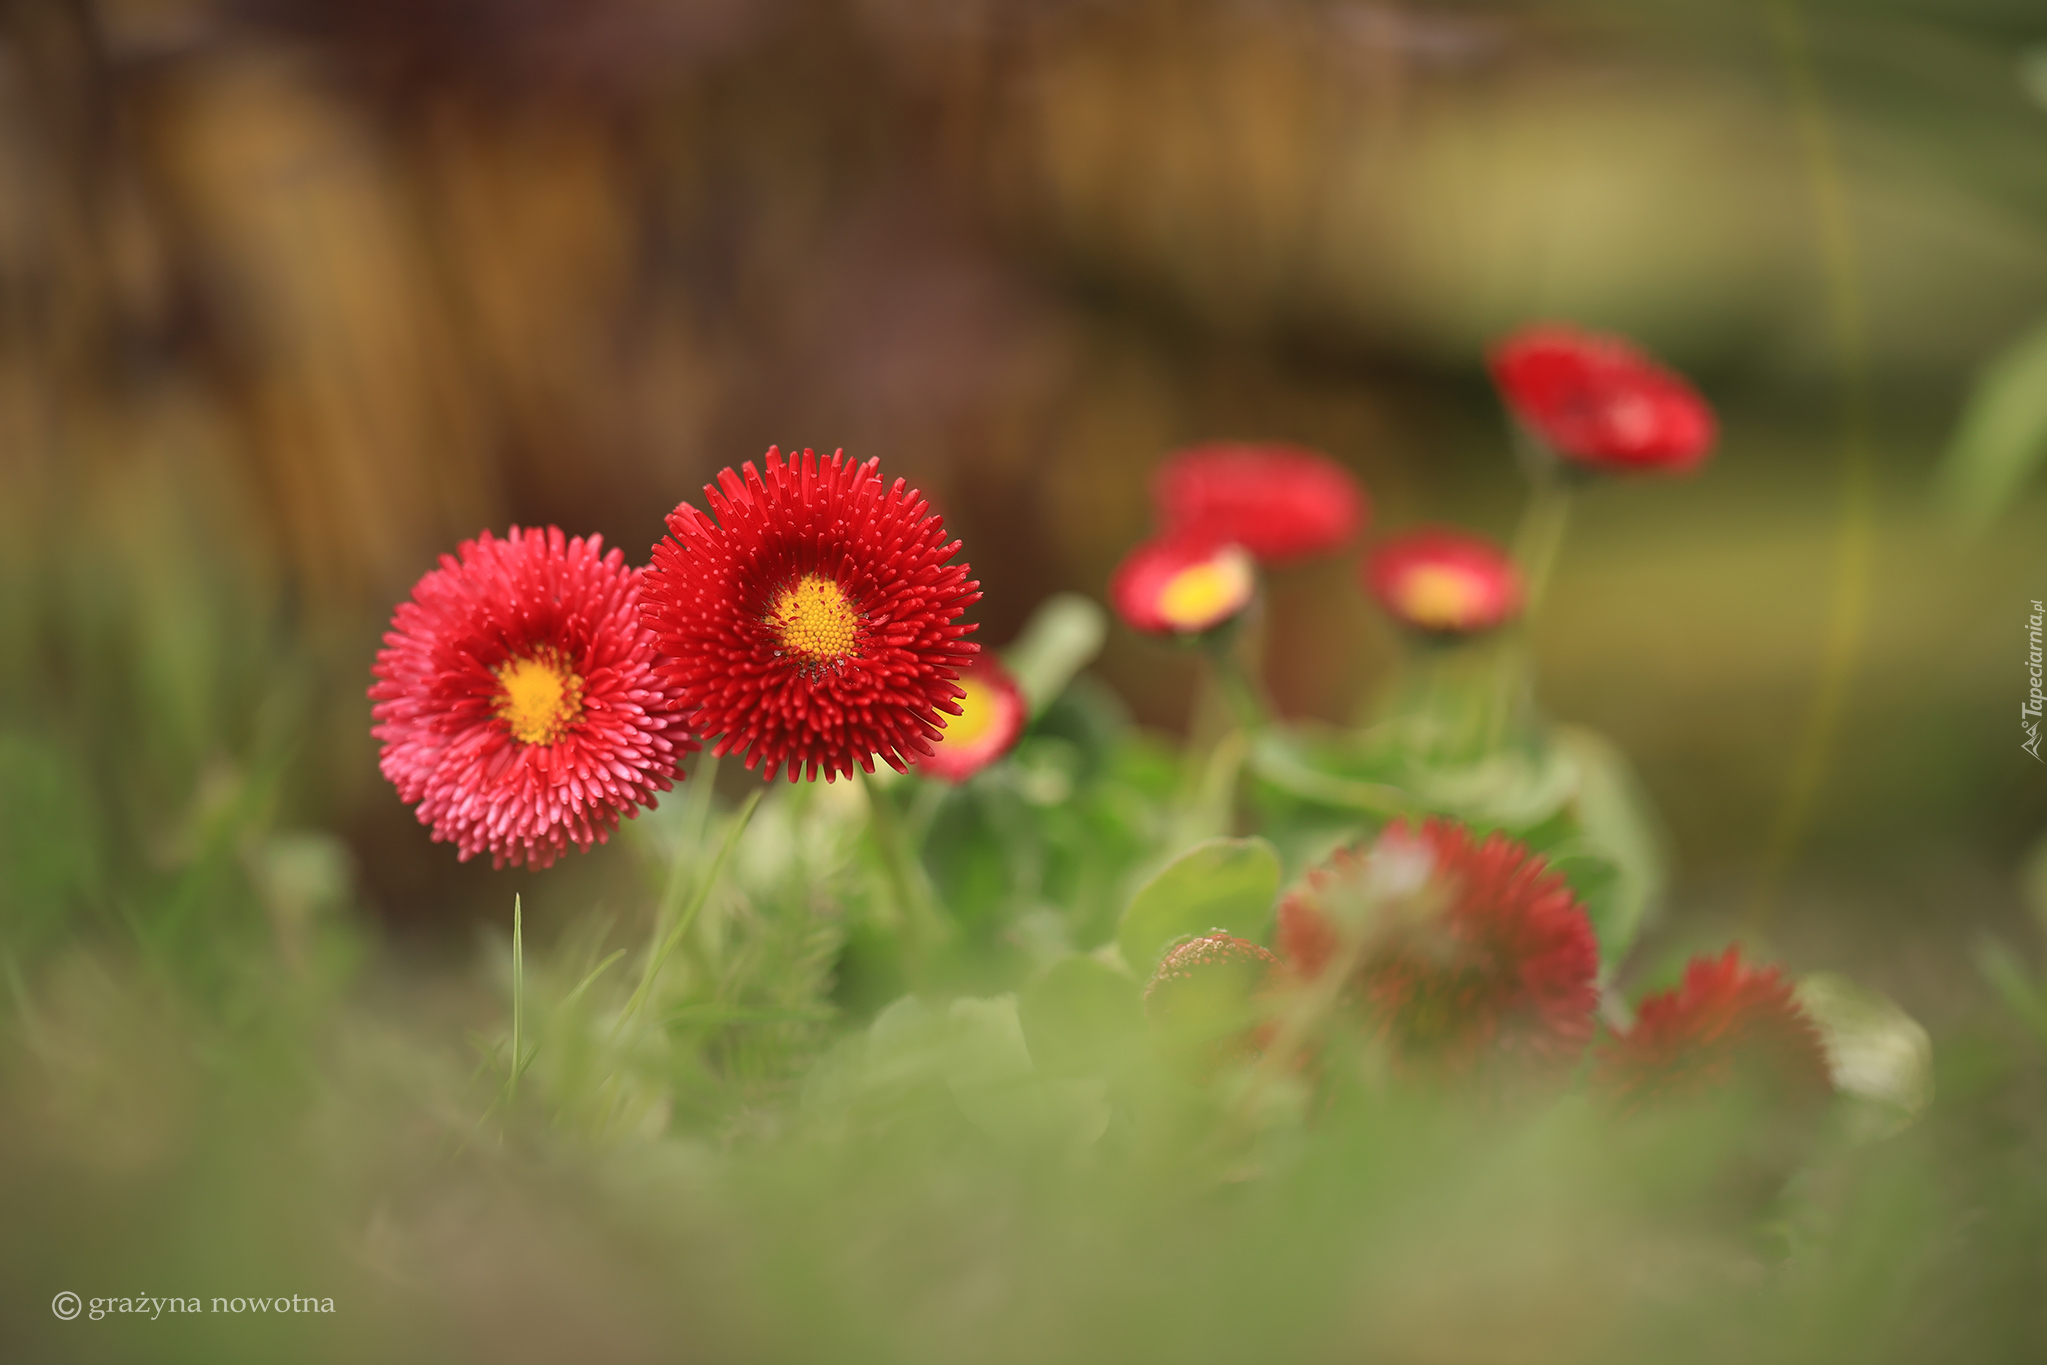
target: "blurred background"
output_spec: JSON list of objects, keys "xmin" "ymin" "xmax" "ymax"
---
[{"xmin": 4, "ymin": 0, "xmax": 2046, "ymax": 1015}]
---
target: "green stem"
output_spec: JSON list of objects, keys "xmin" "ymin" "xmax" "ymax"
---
[
  {"xmin": 1511, "ymin": 471, "xmax": 1574, "ymax": 623},
  {"xmin": 681, "ymin": 749, "xmax": 721, "ymax": 849},
  {"xmin": 508, "ymin": 894, "xmax": 524, "ymax": 1107},
  {"xmin": 1205, "ymin": 636, "xmax": 1271, "ymax": 734},
  {"xmin": 1748, "ymin": 0, "xmax": 1875, "ymax": 933},
  {"xmin": 905, "ymin": 775, "xmax": 949, "ymax": 849},
  {"xmin": 1480, "ymin": 471, "xmax": 1574, "ymax": 752},
  {"xmin": 859, "ymin": 768, "xmax": 945, "ymax": 971},
  {"xmin": 620, "ymin": 787, "xmax": 763, "ymax": 1026},
  {"xmin": 640, "ymin": 750, "xmax": 722, "ymax": 994},
  {"xmin": 1201, "ymin": 598, "xmax": 1272, "ymax": 735}
]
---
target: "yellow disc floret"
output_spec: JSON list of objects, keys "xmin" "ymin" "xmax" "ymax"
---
[
  {"xmin": 494, "ymin": 647, "xmax": 585, "ymax": 746},
  {"xmin": 1394, "ymin": 566, "xmax": 1485, "ymax": 631},
  {"xmin": 769, "ymin": 573, "xmax": 862, "ymax": 663},
  {"xmin": 1157, "ymin": 547, "xmax": 1255, "ymax": 632}
]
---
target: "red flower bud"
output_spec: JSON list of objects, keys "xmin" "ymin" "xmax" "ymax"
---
[{"xmin": 1491, "ymin": 324, "xmax": 1716, "ymax": 475}]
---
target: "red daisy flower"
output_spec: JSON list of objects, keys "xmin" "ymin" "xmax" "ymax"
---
[
  {"xmin": 370, "ymin": 526, "xmax": 696, "ymax": 870},
  {"xmin": 912, "ymin": 653, "xmax": 1027, "ymax": 784},
  {"xmin": 1275, "ymin": 818, "xmax": 1599, "ymax": 1073},
  {"xmin": 641, "ymin": 446, "xmax": 980, "ymax": 783},
  {"xmin": 1109, "ymin": 534, "xmax": 1256, "ymax": 636},
  {"xmin": 1364, "ymin": 526, "xmax": 1524, "ymax": 634},
  {"xmin": 1490, "ymin": 324, "xmax": 1716, "ymax": 474},
  {"xmin": 1596, "ymin": 948, "xmax": 1832, "ymax": 1108},
  {"xmin": 1153, "ymin": 442, "xmax": 1367, "ymax": 564}
]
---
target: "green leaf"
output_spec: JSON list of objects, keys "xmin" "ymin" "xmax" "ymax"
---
[
  {"xmin": 1936, "ymin": 313, "xmax": 2047, "ymax": 528},
  {"xmin": 2022, "ymin": 46, "xmax": 2047, "ymax": 113},
  {"xmin": 832, "ymin": 994, "xmax": 1110, "ymax": 1149},
  {"xmin": 1018, "ymin": 954, "xmax": 1145, "ymax": 1076},
  {"xmin": 0, "ymin": 730, "xmax": 104, "ymax": 954},
  {"xmin": 1537, "ymin": 845, "xmax": 1630, "ymax": 976},
  {"xmin": 1549, "ymin": 725, "xmax": 1669, "ymax": 969},
  {"xmin": 1248, "ymin": 730, "xmax": 1409, "ymax": 816},
  {"xmin": 1407, "ymin": 746, "xmax": 1577, "ymax": 829},
  {"xmin": 2019, "ymin": 833, "xmax": 2047, "ymax": 940},
  {"xmin": 1971, "ymin": 934, "xmax": 2047, "ymax": 1046},
  {"xmin": 1118, "ymin": 836, "xmax": 1281, "ymax": 975},
  {"xmin": 1003, "ymin": 593, "xmax": 1108, "ymax": 716}
]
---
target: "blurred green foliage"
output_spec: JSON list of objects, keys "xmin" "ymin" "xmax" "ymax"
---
[{"xmin": 0, "ymin": 575, "xmax": 2029, "ymax": 1363}]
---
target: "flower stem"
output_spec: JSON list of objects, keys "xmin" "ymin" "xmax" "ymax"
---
[
  {"xmin": 859, "ymin": 767, "xmax": 946, "ymax": 973},
  {"xmin": 1480, "ymin": 467, "xmax": 1575, "ymax": 752},
  {"xmin": 1201, "ymin": 607, "xmax": 1272, "ymax": 735},
  {"xmin": 620, "ymin": 786, "xmax": 763, "ymax": 1025},
  {"xmin": 1511, "ymin": 470, "xmax": 1574, "ymax": 623},
  {"xmin": 648, "ymin": 750, "xmax": 722, "ymax": 955},
  {"xmin": 508, "ymin": 894, "xmax": 524, "ymax": 1107},
  {"xmin": 1748, "ymin": 0, "xmax": 1875, "ymax": 933}
]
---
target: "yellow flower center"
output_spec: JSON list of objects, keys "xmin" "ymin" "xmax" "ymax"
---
[
  {"xmin": 1395, "ymin": 565, "xmax": 1485, "ymax": 630},
  {"xmin": 1157, "ymin": 548, "xmax": 1254, "ymax": 632},
  {"xmin": 942, "ymin": 677, "xmax": 1001, "ymax": 748},
  {"xmin": 769, "ymin": 573, "xmax": 861, "ymax": 662},
  {"xmin": 494, "ymin": 648, "xmax": 585, "ymax": 746}
]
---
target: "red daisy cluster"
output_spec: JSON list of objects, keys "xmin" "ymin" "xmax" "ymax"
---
[
  {"xmin": 1491, "ymin": 324, "xmax": 1716, "ymax": 475},
  {"xmin": 912, "ymin": 653, "xmax": 1028, "ymax": 784},
  {"xmin": 1364, "ymin": 527, "xmax": 1524, "ymax": 635},
  {"xmin": 1152, "ymin": 443, "xmax": 1367, "ymax": 565},
  {"xmin": 1110, "ymin": 441, "xmax": 1368, "ymax": 637},
  {"xmin": 1596, "ymin": 948, "xmax": 1832, "ymax": 1109},
  {"xmin": 369, "ymin": 526, "xmax": 695, "ymax": 869},
  {"xmin": 642, "ymin": 446, "xmax": 981, "ymax": 783},
  {"xmin": 1275, "ymin": 819, "xmax": 1599, "ymax": 1074}
]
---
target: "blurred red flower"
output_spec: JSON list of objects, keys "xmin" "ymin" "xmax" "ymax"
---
[
  {"xmin": 642, "ymin": 446, "xmax": 980, "ymax": 783},
  {"xmin": 370, "ymin": 526, "xmax": 696, "ymax": 870},
  {"xmin": 1109, "ymin": 534, "xmax": 1256, "ymax": 636},
  {"xmin": 1276, "ymin": 818, "xmax": 1599, "ymax": 1074},
  {"xmin": 912, "ymin": 653, "xmax": 1027, "ymax": 784},
  {"xmin": 1490, "ymin": 324, "xmax": 1716, "ymax": 474},
  {"xmin": 1597, "ymin": 948, "xmax": 1832, "ymax": 1108},
  {"xmin": 1364, "ymin": 526, "xmax": 1524, "ymax": 634},
  {"xmin": 1153, "ymin": 442, "xmax": 1367, "ymax": 564}
]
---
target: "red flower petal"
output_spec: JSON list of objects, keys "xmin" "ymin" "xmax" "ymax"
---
[
  {"xmin": 641, "ymin": 446, "xmax": 981, "ymax": 783},
  {"xmin": 1153, "ymin": 442, "xmax": 1367, "ymax": 565},
  {"xmin": 369, "ymin": 526, "xmax": 696, "ymax": 870},
  {"xmin": 1490, "ymin": 324, "xmax": 1716, "ymax": 474},
  {"xmin": 1363, "ymin": 526, "xmax": 1524, "ymax": 634}
]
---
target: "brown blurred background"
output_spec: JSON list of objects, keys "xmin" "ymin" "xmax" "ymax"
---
[{"xmin": 4, "ymin": 0, "xmax": 2046, "ymax": 989}]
